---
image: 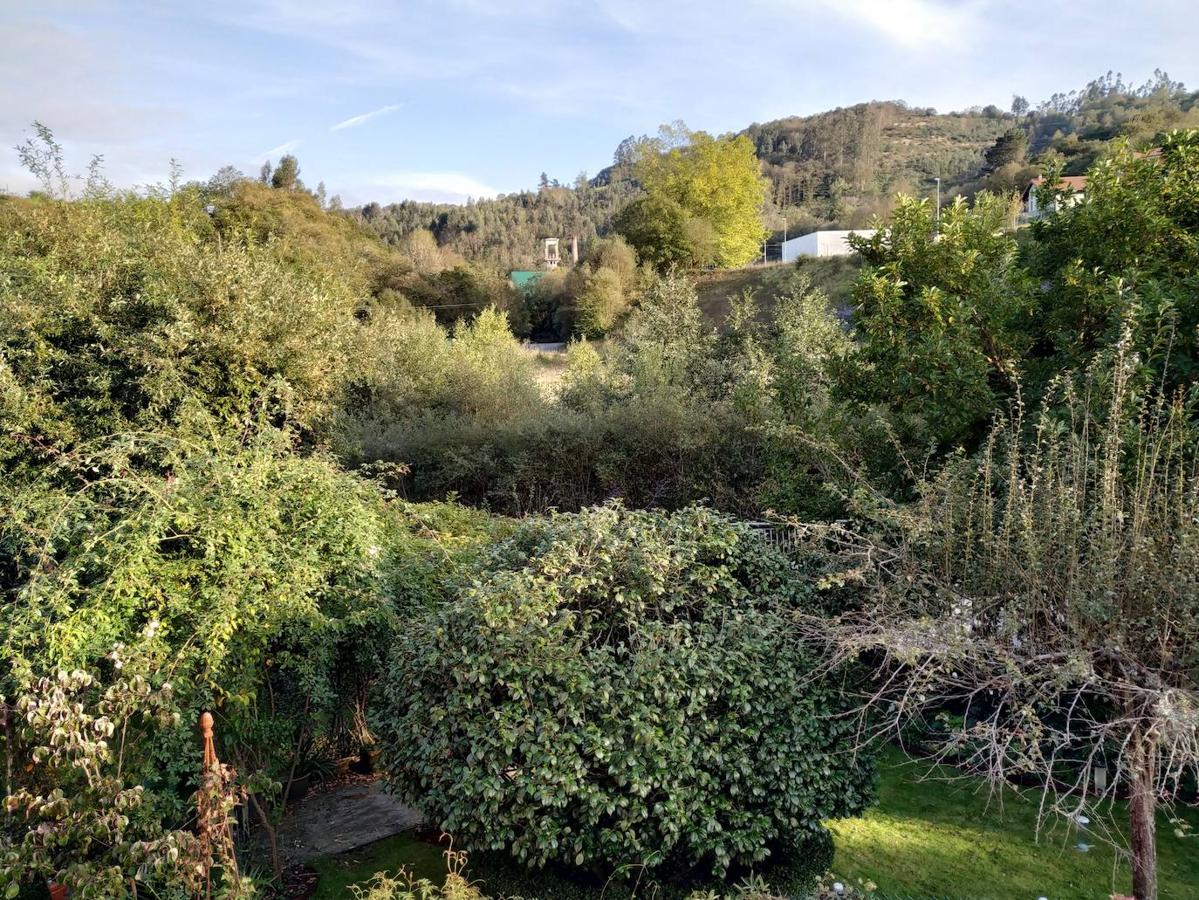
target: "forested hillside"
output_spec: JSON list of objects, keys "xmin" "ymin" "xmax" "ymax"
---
[
  {"xmin": 355, "ymin": 179, "xmax": 638, "ymax": 271},
  {"xmin": 352, "ymin": 72, "xmax": 1199, "ymax": 267},
  {"xmin": 746, "ymin": 102, "xmax": 1010, "ymax": 228}
]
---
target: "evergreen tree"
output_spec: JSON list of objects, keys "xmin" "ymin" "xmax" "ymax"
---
[{"xmin": 983, "ymin": 128, "xmax": 1028, "ymax": 171}]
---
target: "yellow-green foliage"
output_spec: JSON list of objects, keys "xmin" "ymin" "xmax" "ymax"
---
[
  {"xmin": 1, "ymin": 431, "xmax": 396, "ymax": 753},
  {"xmin": 211, "ymin": 179, "xmax": 393, "ymax": 290},
  {"xmin": 339, "ymin": 305, "xmax": 543, "ymax": 444},
  {"xmin": 573, "ymin": 267, "xmax": 626, "ymax": 337},
  {"xmin": 0, "ymin": 191, "xmax": 366, "ymax": 472},
  {"xmin": 638, "ymin": 132, "xmax": 769, "ymax": 267}
]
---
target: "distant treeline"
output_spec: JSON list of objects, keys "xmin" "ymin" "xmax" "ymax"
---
[{"xmin": 348, "ymin": 71, "xmax": 1199, "ymax": 264}]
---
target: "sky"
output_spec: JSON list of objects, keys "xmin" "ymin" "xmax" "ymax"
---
[{"xmin": 2, "ymin": 0, "xmax": 1196, "ymax": 205}]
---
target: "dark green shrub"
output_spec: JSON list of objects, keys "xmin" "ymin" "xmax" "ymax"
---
[{"xmin": 376, "ymin": 504, "xmax": 873, "ymax": 879}]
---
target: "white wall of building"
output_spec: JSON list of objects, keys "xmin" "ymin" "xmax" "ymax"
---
[
  {"xmin": 780, "ymin": 229, "xmax": 876, "ymax": 262},
  {"xmin": 780, "ymin": 231, "xmax": 819, "ymax": 261}
]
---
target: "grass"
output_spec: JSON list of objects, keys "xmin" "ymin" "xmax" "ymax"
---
[
  {"xmin": 829, "ymin": 749, "xmax": 1199, "ymax": 900},
  {"xmin": 309, "ymin": 832, "xmax": 448, "ymax": 899},
  {"xmin": 309, "ymin": 751, "xmax": 1199, "ymax": 899},
  {"xmin": 693, "ymin": 257, "xmax": 862, "ymax": 329}
]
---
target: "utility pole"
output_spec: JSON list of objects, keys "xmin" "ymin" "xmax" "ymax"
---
[{"xmin": 935, "ymin": 177, "xmax": 941, "ymax": 234}]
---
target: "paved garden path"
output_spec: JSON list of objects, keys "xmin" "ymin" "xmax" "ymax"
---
[{"xmin": 277, "ymin": 777, "xmax": 423, "ymax": 863}]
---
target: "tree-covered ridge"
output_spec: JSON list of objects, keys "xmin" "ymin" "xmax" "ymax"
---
[
  {"xmin": 353, "ymin": 179, "xmax": 638, "ymax": 272},
  {"xmin": 745, "ymin": 102, "xmax": 1010, "ymax": 224},
  {"xmin": 350, "ymin": 72, "xmax": 1199, "ymax": 267},
  {"xmin": 1028, "ymin": 69, "xmax": 1199, "ymax": 169}
]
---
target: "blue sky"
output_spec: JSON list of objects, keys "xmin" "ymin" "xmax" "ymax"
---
[{"xmin": 2, "ymin": 1, "xmax": 1195, "ymax": 204}]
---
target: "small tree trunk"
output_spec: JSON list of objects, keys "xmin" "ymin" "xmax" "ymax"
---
[
  {"xmin": 248, "ymin": 791, "xmax": 282, "ymax": 879},
  {"xmin": 1128, "ymin": 734, "xmax": 1158, "ymax": 900}
]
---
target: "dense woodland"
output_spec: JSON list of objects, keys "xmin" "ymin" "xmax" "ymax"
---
[{"xmin": 2, "ymin": 71, "xmax": 1199, "ymax": 900}]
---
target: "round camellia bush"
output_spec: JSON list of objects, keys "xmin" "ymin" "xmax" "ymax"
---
[{"xmin": 376, "ymin": 503, "xmax": 873, "ymax": 880}]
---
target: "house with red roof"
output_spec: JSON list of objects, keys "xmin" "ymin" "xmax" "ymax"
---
[{"xmin": 1021, "ymin": 175, "xmax": 1088, "ymax": 219}]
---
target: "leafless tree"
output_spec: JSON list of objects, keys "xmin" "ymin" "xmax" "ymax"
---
[{"xmin": 799, "ymin": 338, "xmax": 1199, "ymax": 900}]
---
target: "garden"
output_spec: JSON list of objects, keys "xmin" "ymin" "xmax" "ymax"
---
[{"xmin": 2, "ymin": 128, "xmax": 1199, "ymax": 899}]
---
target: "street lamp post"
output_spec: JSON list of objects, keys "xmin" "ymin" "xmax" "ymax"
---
[{"xmin": 935, "ymin": 177, "xmax": 941, "ymax": 233}]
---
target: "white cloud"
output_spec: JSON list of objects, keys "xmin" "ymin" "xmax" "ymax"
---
[
  {"xmin": 810, "ymin": 0, "xmax": 983, "ymax": 49},
  {"xmin": 330, "ymin": 103, "xmax": 403, "ymax": 131},
  {"xmin": 366, "ymin": 170, "xmax": 500, "ymax": 203},
  {"xmin": 259, "ymin": 139, "xmax": 301, "ymax": 160}
]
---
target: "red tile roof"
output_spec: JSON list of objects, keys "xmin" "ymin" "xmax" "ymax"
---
[{"xmin": 1022, "ymin": 175, "xmax": 1088, "ymax": 201}]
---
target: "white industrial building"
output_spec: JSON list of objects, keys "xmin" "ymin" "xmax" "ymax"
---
[{"xmin": 780, "ymin": 229, "xmax": 876, "ymax": 262}]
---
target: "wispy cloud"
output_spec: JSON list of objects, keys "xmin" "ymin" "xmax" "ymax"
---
[
  {"xmin": 331, "ymin": 103, "xmax": 403, "ymax": 131},
  {"xmin": 259, "ymin": 138, "xmax": 301, "ymax": 159},
  {"xmin": 368, "ymin": 170, "xmax": 499, "ymax": 203}
]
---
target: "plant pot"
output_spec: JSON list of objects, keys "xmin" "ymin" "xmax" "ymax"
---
[
  {"xmin": 286, "ymin": 772, "xmax": 312, "ymax": 803},
  {"xmin": 48, "ymin": 881, "xmax": 68, "ymax": 900}
]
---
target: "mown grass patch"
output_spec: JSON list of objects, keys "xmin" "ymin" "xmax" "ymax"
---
[
  {"xmin": 310, "ymin": 833, "xmax": 449, "ymax": 899},
  {"xmin": 830, "ymin": 749, "xmax": 1199, "ymax": 900}
]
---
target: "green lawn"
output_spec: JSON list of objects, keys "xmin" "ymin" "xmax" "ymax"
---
[
  {"xmin": 829, "ymin": 750, "xmax": 1199, "ymax": 900},
  {"xmin": 309, "ymin": 752, "xmax": 1199, "ymax": 899}
]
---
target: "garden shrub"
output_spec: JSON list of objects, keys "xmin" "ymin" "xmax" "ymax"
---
[
  {"xmin": 377, "ymin": 504, "xmax": 873, "ymax": 880},
  {"xmin": 0, "ymin": 192, "xmax": 367, "ymax": 477},
  {"xmin": 1, "ymin": 427, "xmax": 401, "ymax": 820}
]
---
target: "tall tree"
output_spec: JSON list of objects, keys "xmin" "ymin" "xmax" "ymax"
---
[
  {"xmin": 271, "ymin": 154, "xmax": 300, "ymax": 191},
  {"xmin": 614, "ymin": 195, "xmax": 707, "ymax": 271},
  {"xmin": 1027, "ymin": 131, "xmax": 1199, "ymax": 389},
  {"xmin": 841, "ymin": 192, "xmax": 1028, "ymax": 451},
  {"xmin": 635, "ymin": 129, "xmax": 768, "ymax": 267},
  {"xmin": 208, "ymin": 165, "xmax": 246, "ymax": 195}
]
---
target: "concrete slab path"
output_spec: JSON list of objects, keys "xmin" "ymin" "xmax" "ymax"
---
[{"xmin": 277, "ymin": 778, "xmax": 424, "ymax": 863}]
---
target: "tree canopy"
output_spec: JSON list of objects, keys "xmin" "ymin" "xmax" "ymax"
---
[{"xmin": 635, "ymin": 130, "xmax": 769, "ymax": 268}]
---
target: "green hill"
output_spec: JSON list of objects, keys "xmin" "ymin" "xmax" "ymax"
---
[
  {"xmin": 745, "ymin": 101, "xmax": 1012, "ymax": 230},
  {"xmin": 351, "ymin": 72, "xmax": 1199, "ymax": 271}
]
